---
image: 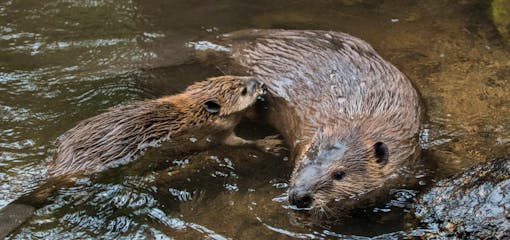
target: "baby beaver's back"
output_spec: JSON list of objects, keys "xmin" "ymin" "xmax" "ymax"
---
[{"xmin": 50, "ymin": 100, "xmax": 180, "ymax": 176}]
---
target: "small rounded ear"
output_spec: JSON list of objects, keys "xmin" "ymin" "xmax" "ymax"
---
[
  {"xmin": 373, "ymin": 142, "xmax": 389, "ymax": 165},
  {"xmin": 203, "ymin": 99, "xmax": 221, "ymax": 114}
]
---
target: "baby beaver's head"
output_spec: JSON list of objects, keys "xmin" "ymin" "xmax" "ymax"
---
[
  {"xmin": 288, "ymin": 124, "xmax": 419, "ymax": 216},
  {"xmin": 184, "ymin": 75, "xmax": 266, "ymax": 117}
]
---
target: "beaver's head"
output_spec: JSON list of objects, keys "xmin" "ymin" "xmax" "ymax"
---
[
  {"xmin": 184, "ymin": 75, "xmax": 266, "ymax": 117},
  {"xmin": 288, "ymin": 124, "xmax": 417, "ymax": 215}
]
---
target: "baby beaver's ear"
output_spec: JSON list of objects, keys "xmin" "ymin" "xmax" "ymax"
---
[
  {"xmin": 203, "ymin": 99, "xmax": 221, "ymax": 114},
  {"xmin": 373, "ymin": 142, "xmax": 388, "ymax": 166}
]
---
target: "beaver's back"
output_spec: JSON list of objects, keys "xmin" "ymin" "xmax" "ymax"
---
[
  {"xmin": 50, "ymin": 100, "xmax": 181, "ymax": 177},
  {"xmin": 218, "ymin": 30, "xmax": 421, "ymax": 139}
]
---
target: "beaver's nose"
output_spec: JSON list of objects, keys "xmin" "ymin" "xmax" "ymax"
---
[{"xmin": 289, "ymin": 190, "xmax": 313, "ymax": 208}]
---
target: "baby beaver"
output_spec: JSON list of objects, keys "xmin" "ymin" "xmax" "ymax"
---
[{"xmin": 0, "ymin": 75, "xmax": 282, "ymax": 238}]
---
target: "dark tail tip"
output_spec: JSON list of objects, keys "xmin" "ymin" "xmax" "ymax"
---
[{"xmin": 0, "ymin": 203, "xmax": 35, "ymax": 239}]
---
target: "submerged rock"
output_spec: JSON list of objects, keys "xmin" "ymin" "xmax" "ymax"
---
[
  {"xmin": 371, "ymin": 158, "xmax": 510, "ymax": 239},
  {"xmin": 413, "ymin": 157, "xmax": 510, "ymax": 239}
]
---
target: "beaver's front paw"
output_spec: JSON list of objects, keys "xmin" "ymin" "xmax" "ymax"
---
[{"xmin": 255, "ymin": 134, "xmax": 288, "ymax": 156}]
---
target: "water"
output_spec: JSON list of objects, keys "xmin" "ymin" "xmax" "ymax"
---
[{"xmin": 1, "ymin": 0, "xmax": 509, "ymax": 239}]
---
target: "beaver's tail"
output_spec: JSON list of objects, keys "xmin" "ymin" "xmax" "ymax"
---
[
  {"xmin": 0, "ymin": 177, "xmax": 71, "ymax": 238},
  {"xmin": 0, "ymin": 202, "xmax": 36, "ymax": 239}
]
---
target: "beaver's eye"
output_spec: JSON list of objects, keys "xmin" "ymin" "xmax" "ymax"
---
[
  {"xmin": 332, "ymin": 170, "xmax": 345, "ymax": 181},
  {"xmin": 241, "ymin": 87, "xmax": 248, "ymax": 96},
  {"xmin": 203, "ymin": 100, "xmax": 221, "ymax": 114}
]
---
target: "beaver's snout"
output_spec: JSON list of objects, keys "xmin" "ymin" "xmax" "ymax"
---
[
  {"xmin": 288, "ymin": 165, "xmax": 322, "ymax": 208},
  {"xmin": 289, "ymin": 188, "xmax": 313, "ymax": 208},
  {"xmin": 242, "ymin": 78, "xmax": 266, "ymax": 97},
  {"xmin": 260, "ymin": 83, "xmax": 267, "ymax": 95}
]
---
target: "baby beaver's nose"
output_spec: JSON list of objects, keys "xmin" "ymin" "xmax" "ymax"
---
[
  {"xmin": 289, "ymin": 189, "xmax": 313, "ymax": 208},
  {"xmin": 260, "ymin": 82, "xmax": 267, "ymax": 92}
]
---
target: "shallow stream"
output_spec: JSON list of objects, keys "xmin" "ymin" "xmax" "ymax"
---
[{"xmin": 1, "ymin": 0, "xmax": 509, "ymax": 239}]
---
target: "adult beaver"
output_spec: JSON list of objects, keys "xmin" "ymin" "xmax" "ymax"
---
[
  {"xmin": 0, "ymin": 75, "xmax": 280, "ymax": 238},
  {"xmin": 190, "ymin": 29, "xmax": 423, "ymax": 214}
]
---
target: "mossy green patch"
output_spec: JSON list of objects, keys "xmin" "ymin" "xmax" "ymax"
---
[{"xmin": 492, "ymin": 0, "xmax": 510, "ymax": 41}]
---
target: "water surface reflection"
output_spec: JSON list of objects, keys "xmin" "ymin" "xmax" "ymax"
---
[{"xmin": 1, "ymin": 0, "xmax": 509, "ymax": 239}]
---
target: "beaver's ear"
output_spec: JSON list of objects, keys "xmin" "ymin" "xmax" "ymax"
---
[
  {"xmin": 203, "ymin": 99, "xmax": 221, "ymax": 114},
  {"xmin": 373, "ymin": 142, "xmax": 388, "ymax": 165}
]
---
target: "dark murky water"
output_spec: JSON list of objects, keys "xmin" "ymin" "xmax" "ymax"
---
[{"xmin": 1, "ymin": 0, "xmax": 509, "ymax": 239}]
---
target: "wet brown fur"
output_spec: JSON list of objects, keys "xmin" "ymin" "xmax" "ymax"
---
[{"xmin": 192, "ymin": 29, "xmax": 423, "ymax": 214}]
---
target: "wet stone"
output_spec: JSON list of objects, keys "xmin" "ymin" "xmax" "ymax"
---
[
  {"xmin": 372, "ymin": 158, "xmax": 510, "ymax": 239},
  {"xmin": 414, "ymin": 157, "xmax": 510, "ymax": 239}
]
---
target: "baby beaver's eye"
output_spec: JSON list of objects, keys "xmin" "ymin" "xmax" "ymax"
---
[
  {"xmin": 332, "ymin": 170, "xmax": 345, "ymax": 181},
  {"xmin": 241, "ymin": 87, "xmax": 248, "ymax": 96}
]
